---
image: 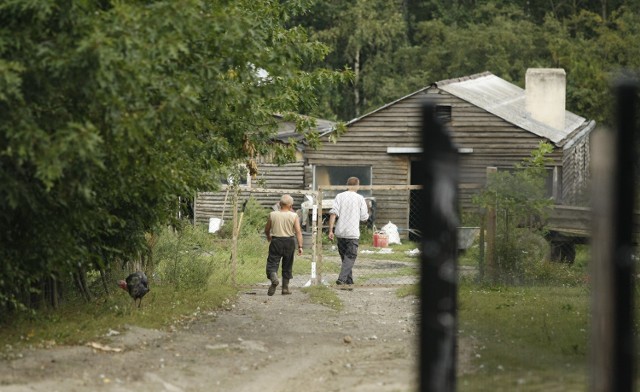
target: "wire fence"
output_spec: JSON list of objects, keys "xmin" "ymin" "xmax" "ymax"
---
[
  {"xmin": 195, "ymin": 182, "xmax": 620, "ymax": 291},
  {"xmin": 195, "ymin": 185, "xmax": 429, "ymax": 289}
]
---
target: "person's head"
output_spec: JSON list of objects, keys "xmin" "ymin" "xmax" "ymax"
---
[
  {"xmin": 346, "ymin": 177, "xmax": 360, "ymax": 186},
  {"xmin": 346, "ymin": 177, "xmax": 360, "ymax": 191},
  {"xmin": 279, "ymin": 194, "xmax": 294, "ymax": 209}
]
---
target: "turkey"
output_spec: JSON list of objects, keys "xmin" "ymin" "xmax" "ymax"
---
[{"xmin": 118, "ymin": 271, "xmax": 150, "ymax": 308}]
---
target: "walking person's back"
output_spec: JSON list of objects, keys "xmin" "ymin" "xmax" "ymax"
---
[
  {"xmin": 264, "ymin": 194, "xmax": 303, "ymax": 295},
  {"xmin": 328, "ymin": 177, "xmax": 369, "ymax": 286}
]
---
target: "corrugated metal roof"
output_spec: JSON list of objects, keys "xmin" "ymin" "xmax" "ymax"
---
[
  {"xmin": 322, "ymin": 71, "xmax": 591, "ymax": 146},
  {"xmin": 437, "ymin": 72, "xmax": 586, "ymax": 145},
  {"xmin": 274, "ymin": 114, "xmax": 336, "ymax": 140}
]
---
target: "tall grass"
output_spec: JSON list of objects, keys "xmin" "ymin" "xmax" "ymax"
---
[
  {"xmin": 0, "ymin": 223, "xmax": 242, "ymax": 353},
  {"xmin": 154, "ymin": 224, "xmax": 219, "ymax": 289}
]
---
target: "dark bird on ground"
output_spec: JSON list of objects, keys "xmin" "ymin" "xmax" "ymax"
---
[{"xmin": 118, "ymin": 271, "xmax": 150, "ymax": 308}]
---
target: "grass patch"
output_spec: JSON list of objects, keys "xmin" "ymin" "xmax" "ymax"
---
[
  {"xmin": 300, "ymin": 285, "xmax": 343, "ymax": 311},
  {"xmin": 396, "ymin": 284, "xmax": 419, "ymax": 298},
  {"xmin": 321, "ymin": 241, "xmax": 420, "ymax": 263},
  {"xmin": 358, "ymin": 266, "xmax": 419, "ymax": 284},
  {"xmin": 0, "ymin": 282, "xmax": 237, "ymax": 353},
  {"xmin": 458, "ymin": 281, "xmax": 591, "ymax": 391}
]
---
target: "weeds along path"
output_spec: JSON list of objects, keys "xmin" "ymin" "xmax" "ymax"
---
[{"xmin": 0, "ymin": 286, "xmax": 420, "ymax": 392}]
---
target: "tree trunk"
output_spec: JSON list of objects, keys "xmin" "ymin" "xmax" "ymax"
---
[
  {"xmin": 100, "ymin": 268, "xmax": 110, "ymax": 295},
  {"xmin": 354, "ymin": 48, "xmax": 360, "ymax": 117},
  {"xmin": 74, "ymin": 267, "xmax": 92, "ymax": 303}
]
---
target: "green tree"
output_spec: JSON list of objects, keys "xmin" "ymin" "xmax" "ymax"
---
[
  {"xmin": 305, "ymin": 0, "xmax": 407, "ymax": 118},
  {"xmin": 543, "ymin": 7, "xmax": 640, "ymax": 124},
  {"xmin": 0, "ymin": 0, "xmax": 347, "ymax": 312}
]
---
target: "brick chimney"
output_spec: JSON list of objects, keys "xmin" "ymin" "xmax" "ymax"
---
[{"xmin": 525, "ymin": 68, "xmax": 566, "ymax": 131}]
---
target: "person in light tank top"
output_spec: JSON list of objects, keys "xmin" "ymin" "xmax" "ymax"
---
[{"xmin": 264, "ymin": 194, "xmax": 303, "ymax": 296}]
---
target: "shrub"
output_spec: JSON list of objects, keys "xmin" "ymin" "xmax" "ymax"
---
[
  {"xmin": 154, "ymin": 225, "xmax": 217, "ymax": 290},
  {"xmin": 473, "ymin": 142, "xmax": 555, "ymax": 284}
]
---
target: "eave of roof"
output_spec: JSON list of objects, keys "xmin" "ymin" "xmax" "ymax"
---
[{"xmin": 321, "ymin": 71, "xmax": 593, "ymax": 146}]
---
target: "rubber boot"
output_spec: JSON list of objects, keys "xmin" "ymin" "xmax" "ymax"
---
[
  {"xmin": 281, "ymin": 278, "xmax": 291, "ymax": 295},
  {"xmin": 267, "ymin": 272, "xmax": 279, "ymax": 296}
]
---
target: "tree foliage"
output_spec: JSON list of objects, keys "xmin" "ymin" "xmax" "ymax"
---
[
  {"xmin": 0, "ymin": 0, "xmax": 348, "ymax": 312},
  {"xmin": 299, "ymin": 0, "xmax": 640, "ymax": 123}
]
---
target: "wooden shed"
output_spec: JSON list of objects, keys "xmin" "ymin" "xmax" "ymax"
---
[
  {"xmin": 304, "ymin": 69, "xmax": 595, "ymax": 232},
  {"xmin": 193, "ymin": 115, "xmax": 335, "ymax": 226}
]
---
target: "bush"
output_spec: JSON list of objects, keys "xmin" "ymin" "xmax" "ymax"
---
[
  {"xmin": 154, "ymin": 225, "xmax": 217, "ymax": 290},
  {"xmin": 473, "ymin": 142, "xmax": 555, "ymax": 284}
]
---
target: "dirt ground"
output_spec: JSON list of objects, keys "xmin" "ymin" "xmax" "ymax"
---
[{"xmin": 0, "ymin": 282, "xmax": 425, "ymax": 392}]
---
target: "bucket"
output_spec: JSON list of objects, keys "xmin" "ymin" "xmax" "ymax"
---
[
  {"xmin": 208, "ymin": 218, "xmax": 223, "ymax": 233},
  {"xmin": 373, "ymin": 231, "xmax": 389, "ymax": 248}
]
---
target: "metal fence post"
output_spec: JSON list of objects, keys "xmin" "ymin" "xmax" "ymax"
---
[
  {"xmin": 590, "ymin": 80, "xmax": 638, "ymax": 392},
  {"xmin": 419, "ymin": 102, "xmax": 459, "ymax": 392}
]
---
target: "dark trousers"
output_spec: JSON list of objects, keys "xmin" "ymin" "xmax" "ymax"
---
[
  {"xmin": 337, "ymin": 237, "xmax": 359, "ymax": 284},
  {"xmin": 266, "ymin": 236, "xmax": 295, "ymax": 279}
]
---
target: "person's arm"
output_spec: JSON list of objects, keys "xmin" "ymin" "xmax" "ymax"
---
[
  {"xmin": 294, "ymin": 216, "xmax": 303, "ymax": 255},
  {"xmin": 264, "ymin": 215, "xmax": 272, "ymax": 242},
  {"xmin": 360, "ymin": 197, "xmax": 370, "ymax": 222},
  {"xmin": 328, "ymin": 213, "xmax": 337, "ymax": 241},
  {"xmin": 328, "ymin": 196, "xmax": 340, "ymax": 241}
]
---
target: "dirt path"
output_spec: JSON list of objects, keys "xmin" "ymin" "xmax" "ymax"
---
[{"xmin": 0, "ymin": 285, "xmax": 421, "ymax": 392}]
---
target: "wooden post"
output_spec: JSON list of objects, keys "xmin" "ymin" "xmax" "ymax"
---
[
  {"xmin": 485, "ymin": 167, "xmax": 497, "ymax": 282},
  {"xmin": 478, "ymin": 218, "xmax": 485, "ymax": 279},
  {"xmin": 230, "ymin": 187, "xmax": 239, "ymax": 287},
  {"xmin": 552, "ymin": 166, "xmax": 561, "ymax": 203},
  {"xmin": 589, "ymin": 81, "xmax": 637, "ymax": 392},
  {"xmin": 193, "ymin": 193, "xmax": 197, "ymax": 226},
  {"xmin": 315, "ymin": 191, "xmax": 323, "ymax": 285},
  {"xmin": 419, "ymin": 102, "xmax": 459, "ymax": 392}
]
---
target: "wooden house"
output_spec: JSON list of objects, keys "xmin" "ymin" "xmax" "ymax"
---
[
  {"xmin": 304, "ymin": 69, "xmax": 595, "ymax": 233},
  {"xmin": 194, "ymin": 69, "xmax": 594, "ymax": 234}
]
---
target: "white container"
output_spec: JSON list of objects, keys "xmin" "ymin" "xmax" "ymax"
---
[{"xmin": 209, "ymin": 218, "xmax": 223, "ymax": 233}]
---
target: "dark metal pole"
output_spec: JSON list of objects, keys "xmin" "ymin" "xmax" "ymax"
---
[
  {"xmin": 590, "ymin": 79, "xmax": 638, "ymax": 392},
  {"xmin": 612, "ymin": 80, "xmax": 637, "ymax": 392},
  {"xmin": 419, "ymin": 102, "xmax": 459, "ymax": 392}
]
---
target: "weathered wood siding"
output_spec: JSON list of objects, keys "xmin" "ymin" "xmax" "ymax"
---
[
  {"xmin": 194, "ymin": 162, "xmax": 306, "ymax": 226},
  {"xmin": 562, "ymin": 134, "xmax": 590, "ymax": 206},
  {"xmin": 306, "ymin": 88, "xmax": 565, "ymax": 228}
]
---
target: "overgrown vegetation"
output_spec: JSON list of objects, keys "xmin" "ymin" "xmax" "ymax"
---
[
  {"xmin": 0, "ymin": 0, "xmax": 349, "ymax": 317},
  {"xmin": 472, "ymin": 142, "xmax": 556, "ymax": 284}
]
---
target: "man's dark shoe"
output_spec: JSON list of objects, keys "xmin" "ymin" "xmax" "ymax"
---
[
  {"xmin": 335, "ymin": 279, "xmax": 353, "ymax": 290},
  {"xmin": 268, "ymin": 272, "xmax": 279, "ymax": 296},
  {"xmin": 282, "ymin": 278, "xmax": 291, "ymax": 295}
]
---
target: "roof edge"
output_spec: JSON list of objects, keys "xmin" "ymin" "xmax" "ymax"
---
[
  {"xmin": 561, "ymin": 120, "xmax": 596, "ymax": 149},
  {"xmin": 435, "ymin": 71, "xmax": 494, "ymax": 88},
  {"xmin": 320, "ymin": 86, "xmax": 432, "ymax": 137}
]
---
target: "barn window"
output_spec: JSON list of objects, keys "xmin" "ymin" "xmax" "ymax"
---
[
  {"xmin": 436, "ymin": 105, "xmax": 452, "ymax": 122},
  {"xmin": 313, "ymin": 165, "xmax": 372, "ymax": 198}
]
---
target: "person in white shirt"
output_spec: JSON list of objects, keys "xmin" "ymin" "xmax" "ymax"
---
[
  {"xmin": 328, "ymin": 177, "xmax": 369, "ymax": 286},
  {"xmin": 264, "ymin": 194, "xmax": 303, "ymax": 296}
]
